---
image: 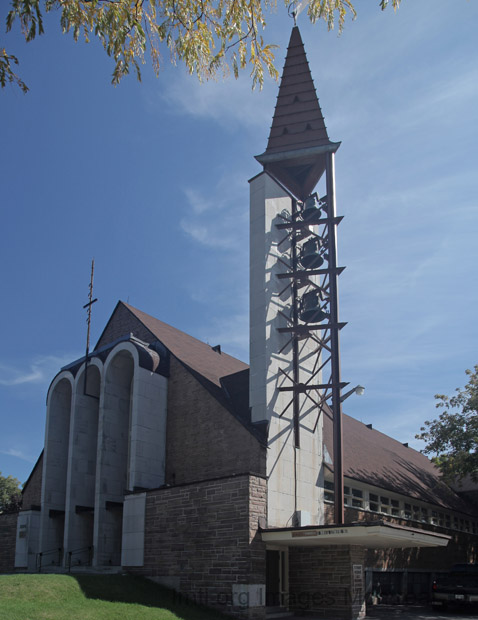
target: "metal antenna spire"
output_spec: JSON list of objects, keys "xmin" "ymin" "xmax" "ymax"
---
[{"xmin": 83, "ymin": 259, "xmax": 98, "ymax": 396}]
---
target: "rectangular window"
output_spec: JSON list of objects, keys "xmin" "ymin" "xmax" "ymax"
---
[
  {"xmin": 370, "ymin": 493, "xmax": 378, "ymax": 502},
  {"xmin": 352, "ymin": 488, "xmax": 363, "ymax": 498}
]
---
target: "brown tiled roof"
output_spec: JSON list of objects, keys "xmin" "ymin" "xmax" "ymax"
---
[
  {"xmin": 117, "ymin": 303, "xmax": 268, "ymax": 444},
  {"xmin": 323, "ymin": 408, "xmax": 474, "ymax": 515},
  {"xmin": 264, "ymin": 26, "xmax": 330, "ymax": 155},
  {"xmin": 122, "ymin": 302, "xmax": 248, "ymax": 387},
  {"xmin": 96, "ymin": 302, "xmax": 472, "ymax": 513}
]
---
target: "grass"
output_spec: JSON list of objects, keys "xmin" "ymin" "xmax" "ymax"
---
[{"xmin": 0, "ymin": 574, "xmax": 231, "ymax": 620}]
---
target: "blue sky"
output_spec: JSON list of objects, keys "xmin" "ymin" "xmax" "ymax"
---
[{"xmin": 1, "ymin": 1, "xmax": 477, "ymax": 485}]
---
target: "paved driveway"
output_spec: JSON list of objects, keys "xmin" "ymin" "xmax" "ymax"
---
[
  {"xmin": 286, "ymin": 604, "xmax": 478, "ymax": 620},
  {"xmin": 367, "ymin": 604, "xmax": 478, "ymax": 620}
]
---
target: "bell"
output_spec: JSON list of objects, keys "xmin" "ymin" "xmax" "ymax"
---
[
  {"xmin": 301, "ymin": 195, "xmax": 321, "ymax": 222},
  {"xmin": 300, "ymin": 291, "xmax": 327, "ymax": 323},
  {"xmin": 300, "ymin": 239, "xmax": 324, "ymax": 270}
]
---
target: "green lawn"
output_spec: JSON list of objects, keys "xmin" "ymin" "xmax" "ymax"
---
[{"xmin": 0, "ymin": 574, "xmax": 230, "ymax": 620}]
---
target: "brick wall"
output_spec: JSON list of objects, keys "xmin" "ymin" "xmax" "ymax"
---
[
  {"xmin": 324, "ymin": 504, "xmax": 478, "ymax": 570},
  {"xmin": 0, "ymin": 513, "xmax": 18, "ymax": 573},
  {"xmin": 22, "ymin": 453, "xmax": 43, "ymax": 510},
  {"xmin": 165, "ymin": 357, "xmax": 266, "ymax": 485},
  {"xmin": 0, "ymin": 452, "xmax": 41, "ymax": 574},
  {"xmin": 289, "ymin": 545, "xmax": 366, "ymax": 620},
  {"xmin": 96, "ymin": 302, "xmax": 154, "ymax": 349},
  {"xmin": 130, "ymin": 474, "xmax": 267, "ymax": 618}
]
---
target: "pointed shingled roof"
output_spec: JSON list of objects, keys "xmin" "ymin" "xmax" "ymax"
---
[
  {"xmin": 256, "ymin": 26, "xmax": 340, "ymax": 200},
  {"xmin": 265, "ymin": 26, "xmax": 331, "ymax": 154}
]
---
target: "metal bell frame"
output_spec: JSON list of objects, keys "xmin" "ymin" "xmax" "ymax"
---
[{"xmin": 273, "ymin": 152, "xmax": 348, "ymax": 526}]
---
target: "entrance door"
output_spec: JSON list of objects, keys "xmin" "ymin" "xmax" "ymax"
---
[{"xmin": 266, "ymin": 549, "xmax": 287, "ymax": 607}]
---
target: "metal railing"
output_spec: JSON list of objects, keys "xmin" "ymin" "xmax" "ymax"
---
[
  {"xmin": 66, "ymin": 545, "xmax": 94, "ymax": 572},
  {"xmin": 36, "ymin": 547, "xmax": 63, "ymax": 572}
]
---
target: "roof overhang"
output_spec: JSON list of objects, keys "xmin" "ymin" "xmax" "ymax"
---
[
  {"xmin": 261, "ymin": 521, "xmax": 451, "ymax": 549},
  {"xmin": 254, "ymin": 143, "xmax": 342, "ymax": 201},
  {"xmin": 255, "ymin": 142, "xmax": 341, "ymax": 165}
]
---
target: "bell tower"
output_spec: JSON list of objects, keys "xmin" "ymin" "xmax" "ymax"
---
[{"xmin": 249, "ymin": 26, "xmax": 346, "ymax": 527}]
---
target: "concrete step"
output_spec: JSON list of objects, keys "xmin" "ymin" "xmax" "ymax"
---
[
  {"xmin": 38, "ymin": 565, "xmax": 123, "ymax": 575},
  {"xmin": 69, "ymin": 566, "xmax": 123, "ymax": 575},
  {"xmin": 266, "ymin": 607, "xmax": 294, "ymax": 619},
  {"xmin": 37, "ymin": 566, "xmax": 64, "ymax": 574}
]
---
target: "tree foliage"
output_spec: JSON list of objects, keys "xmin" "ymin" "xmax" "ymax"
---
[
  {"xmin": 0, "ymin": 472, "xmax": 22, "ymax": 514},
  {"xmin": 417, "ymin": 365, "xmax": 478, "ymax": 482},
  {"xmin": 2, "ymin": 0, "xmax": 401, "ymax": 93}
]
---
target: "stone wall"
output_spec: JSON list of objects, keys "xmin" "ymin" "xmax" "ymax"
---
[
  {"xmin": 289, "ymin": 544, "xmax": 366, "ymax": 620},
  {"xmin": 165, "ymin": 357, "xmax": 266, "ymax": 485},
  {"xmin": 0, "ymin": 513, "xmax": 18, "ymax": 573},
  {"xmin": 130, "ymin": 473, "xmax": 267, "ymax": 619}
]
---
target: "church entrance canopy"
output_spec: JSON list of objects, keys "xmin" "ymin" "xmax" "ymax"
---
[{"xmin": 261, "ymin": 521, "xmax": 451, "ymax": 549}]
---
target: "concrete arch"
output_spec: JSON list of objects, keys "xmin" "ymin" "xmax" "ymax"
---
[
  {"xmin": 89, "ymin": 341, "xmax": 168, "ymax": 567},
  {"xmin": 40, "ymin": 372, "xmax": 74, "ymax": 560},
  {"xmin": 94, "ymin": 345, "xmax": 136, "ymax": 566},
  {"xmin": 63, "ymin": 359, "xmax": 103, "ymax": 566}
]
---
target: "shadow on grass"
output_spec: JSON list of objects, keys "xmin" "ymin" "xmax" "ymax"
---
[{"xmin": 73, "ymin": 575, "xmax": 230, "ymax": 620}]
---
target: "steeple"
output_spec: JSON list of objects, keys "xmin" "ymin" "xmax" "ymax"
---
[{"xmin": 256, "ymin": 26, "xmax": 340, "ymax": 200}]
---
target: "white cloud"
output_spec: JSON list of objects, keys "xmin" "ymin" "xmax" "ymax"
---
[
  {"xmin": 0, "ymin": 448, "xmax": 36, "ymax": 464},
  {"xmin": 161, "ymin": 70, "xmax": 276, "ymax": 131},
  {"xmin": 0, "ymin": 354, "xmax": 76, "ymax": 388},
  {"xmin": 179, "ymin": 171, "xmax": 249, "ymax": 251}
]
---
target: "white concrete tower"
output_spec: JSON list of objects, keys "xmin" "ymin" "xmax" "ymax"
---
[{"xmin": 250, "ymin": 27, "xmax": 342, "ymax": 528}]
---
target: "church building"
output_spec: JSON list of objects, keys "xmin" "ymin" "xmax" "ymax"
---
[{"xmin": 2, "ymin": 26, "xmax": 477, "ymax": 620}]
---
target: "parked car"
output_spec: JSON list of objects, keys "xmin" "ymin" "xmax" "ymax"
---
[{"xmin": 432, "ymin": 564, "xmax": 478, "ymax": 608}]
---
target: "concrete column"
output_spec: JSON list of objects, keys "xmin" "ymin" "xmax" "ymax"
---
[
  {"xmin": 249, "ymin": 172, "xmax": 324, "ymax": 528},
  {"xmin": 15, "ymin": 510, "xmax": 41, "ymax": 572},
  {"xmin": 128, "ymin": 367, "xmax": 168, "ymax": 490},
  {"xmin": 121, "ymin": 492, "xmax": 146, "ymax": 566},
  {"xmin": 63, "ymin": 361, "xmax": 101, "ymax": 567}
]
